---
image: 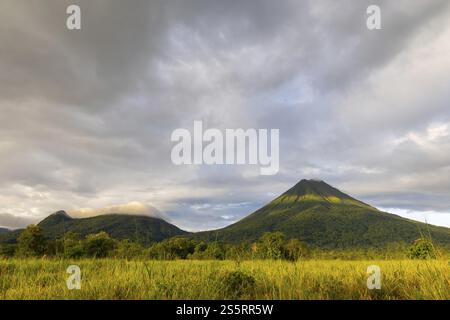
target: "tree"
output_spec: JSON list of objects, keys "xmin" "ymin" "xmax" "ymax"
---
[
  {"xmin": 164, "ymin": 237, "xmax": 196, "ymax": 259},
  {"xmin": 85, "ymin": 232, "xmax": 116, "ymax": 258},
  {"xmin": 199, "ymin": 241, "xmax": 226, "ymax": 260},
  {"xmin": 115, "ymin": 240, "xmax": 144, "ymax": 259},
  {"xmin": 63, "ymin": 232, "xmax": 85, "ymax": 258},
  {"xmin": 189, "ymin": 241, "xmax": 207, "ymax": 259},
  {"xmin": 258, "ymin": 232, "xmax": 285, "ymax": 259},
  {"xmin": 0, "ymin": 244, "xmax": 16, "ymax": 258},
  {"xmin": 193, "ymin": 241, "xmax": 207, "ymax": 255},
  {"xmin": 45, "ymin": 239, "xmax": 64, "ymax": 257},
  {"xmin": 409, "ymin": 237, "xmax": 436, "ymax": 259},
  {"xmin": 191, "ymin": 241, "xmax": 225, "ymax": 260},
  {"xmin": 283, "ymin": 239, "xmax": 310, "ymax": 261},
  {"xmin": 147, "ymin": 242, "xmax": 166, "ymax": 259},
  {"xmin": 148, "ymin": 237, "xmax": 196, "ymax": 260},
  {"xmin": 17, "ymin": 225, "xmax": 46, "ymax": 257},
  {"xmin": 226, "ymin": 243, "xmax": 249, "ymax": 262}
]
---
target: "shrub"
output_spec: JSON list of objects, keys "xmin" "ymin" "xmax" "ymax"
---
[
  {"xmin": 115, "ymin": 240, "xmax": 144, "ymax": 259},
  {"xmin": 225, "ymin": 243, "xmax": 249, "ymax": 262},
  {"xmin": 45, "ymin": 239, "xmax": 64, "ymax": 257},
  {"xmin": 0, "ymin": 244, "xmax": 16, "ymax": 258},
  {"xmin": 85, "ymin": 232, "xmax": 116, "ymax": 258},
  {"xmin": 258, "ymin": 232, "xmax": 285, "ymax": 259},
  {"xmin": 408, "ymin": 237, "xmax": 436, "ymax": 259},
  {"xmin": 190, "ymin": 241, "xmax": 226, "ymax": 260},
  {"xmin": 16, "ymin": 225, "xmax": 46, "ymax": 257},
  {"xmin": 220, "ymin": 271, "xmax": 256, "ymax": 299},
  {"xmin": 148, "ymin": 237, "xmax": 196, "ymax": 260},
  {"xmin": 283, "ymin": 239, "xmax": 310, "ymax": 261},
  {"xmin": 63, "ymin": 232, "xmax": 85, "ymax": 259}
]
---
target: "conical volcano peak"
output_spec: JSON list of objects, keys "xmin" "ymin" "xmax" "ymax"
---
[
  {"xmin": 285, "ymin": 179, "xmax": 345, "ymax": 197},
  {"xmin": 280, "ymin": 179, "xmax": 374, "ymax": 209}
]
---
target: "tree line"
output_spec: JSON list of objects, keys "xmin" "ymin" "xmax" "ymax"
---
[{"xmin": 0, "ymin": 224, "xmax": 441, "ymax": 260}]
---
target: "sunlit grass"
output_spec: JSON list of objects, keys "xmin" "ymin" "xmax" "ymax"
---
[{"xmin": 0, "ymin": 259, "xmax": 448, "ymax": 300}]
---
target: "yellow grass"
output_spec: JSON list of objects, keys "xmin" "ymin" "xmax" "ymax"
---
[{"xmin": 0, "ymin": 259, "xmax": 448, "ymax": 300}]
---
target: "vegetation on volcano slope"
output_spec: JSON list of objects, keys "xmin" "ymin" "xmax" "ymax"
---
[
  {"xmin": 193, "ymin": 180, "xmax": 450, "ymax": 248},
  {"xmin": 0, "ymin": 212, "xmax": 188, "ymax": 245}
]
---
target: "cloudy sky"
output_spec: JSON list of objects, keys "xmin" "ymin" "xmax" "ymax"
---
[{"xmin": 1, "ymin": 0, "xmax": 450, "ymax": 231}]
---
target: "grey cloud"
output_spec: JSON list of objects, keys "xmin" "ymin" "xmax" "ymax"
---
[
  {"xmin": 0, "ymin": 0, "xmax": 450, "ymax": 230},
  {"xmin": 68, "ymin": 201, "xmax": 167, "ymax": 219},
  {"xmin": 0, "ymin": 213, "xmax": 38, "ymax": 229}
]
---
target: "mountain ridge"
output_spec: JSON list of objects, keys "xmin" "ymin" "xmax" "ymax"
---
[
  {"xmin": 1, "ymin": 179, "xmax": 449, "ymax": 248},
  {"xmin": 0, "ymin": 211, "xmax": 189, "ymax": 245},
  {"xmin": 37, "ymin": 211, "xmax": 190, "ymax": 244}
]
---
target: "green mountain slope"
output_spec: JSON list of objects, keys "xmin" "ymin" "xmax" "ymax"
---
[
  {"xmin": 1, "ymin": 211, "xmax": 189, "ymax": 245},
  {"xmin": 39, "ymin": 211, "xmax": 189, "ymax": 244},
  {"xmin": 0, "ymin": 227, "xmax": 10, "ymax": 235},
  {"xmin": 195, "ymin": 179, "xmax": 450, "ymax": 248}
]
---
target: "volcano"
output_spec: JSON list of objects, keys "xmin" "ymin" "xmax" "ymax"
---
[{"xmin": 195, "ymin": 179, "xmax": 450, "ymax": 248}]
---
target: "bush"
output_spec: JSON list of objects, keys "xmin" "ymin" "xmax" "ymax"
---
[
  {"xmin": 63, "ymin": 232, "xmax": 85, "ymax": 258},
  {"xmin": 85, "ymin": 232, "xmax": 116, "ymax": 258},
  {"xmin": 220, "ymin": 271, "xmax": 256, "ymax": 299},
  {"xmin": 115, "ymin": 240, "xmax": 144, "ymax": 259},
  {"xmin": 283, "ymin": 239, "xmax": 310, "ymax": 261},
  {"xmin": 190, "ymin": 241, "xmax": 226, "ymax": 260},
  {"xmin": 16, "ymin": 225, "xmax": 46, "ymax": 257},
  {"xmin": 225, "ymin": 243, "xmax": 249, "ymax": 262},
  {"xmin": 0, "ymin": 244, "xmax": 16, "ymax": 258},
  {"xmin": 258, "ymin": 232, "xmax": 285, "ymax": 259},
  {"xmin": 408, "ymin": 237, "xmax": 436, "ymax": 259},
  {"xmin": 148, "ymin": 237, "xmax": 196, "ymax": 260},
  {"xmin": 45, "ymin": 239, "xmax": 64, "ymax": 257}
]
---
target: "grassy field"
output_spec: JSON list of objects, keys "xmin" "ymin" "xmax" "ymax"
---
[{"xmin": 0, "ymin": 259, "xmax": 448, "ymax": 300}]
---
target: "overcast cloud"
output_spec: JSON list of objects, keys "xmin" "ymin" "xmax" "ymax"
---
[{"xmin": 1, "ymin": 0, "xmax": 450, "ymax": 231}]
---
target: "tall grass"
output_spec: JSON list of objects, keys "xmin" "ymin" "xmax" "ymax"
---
[{"xmin": 0, "ymin": 259, "xmax": 448, "ymax": 300}]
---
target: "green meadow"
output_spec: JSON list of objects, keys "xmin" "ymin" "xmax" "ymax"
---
[{"xmin": 0, "ymin": 259, "xmax": 448, "ymax": 300}]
